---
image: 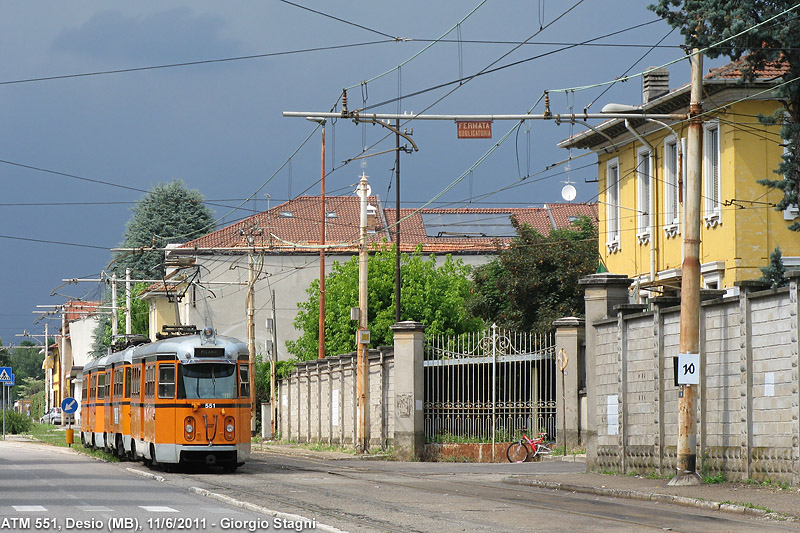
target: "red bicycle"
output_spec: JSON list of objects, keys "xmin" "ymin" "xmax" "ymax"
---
[{"xmin": 506, "ymin": 432, "xmax": 553, "ymax": 462}]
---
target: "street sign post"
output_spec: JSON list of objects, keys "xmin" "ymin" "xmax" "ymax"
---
[
  {"xmin": 61, "ymin": 397, "xmax": 78, "ymax": 446},
  {"xmin": 0, "ymin": 366, "xmax": 10, "ymax": 441}
]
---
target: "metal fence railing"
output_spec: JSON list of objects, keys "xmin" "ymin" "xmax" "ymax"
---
[{"xmin": 424, "ymin": 325, "xmax": 555, "ymax": 445}]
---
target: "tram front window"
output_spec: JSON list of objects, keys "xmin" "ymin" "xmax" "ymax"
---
[{"xmin": 178, "ymin": 363, "xmax": 237, "ymax": 399}]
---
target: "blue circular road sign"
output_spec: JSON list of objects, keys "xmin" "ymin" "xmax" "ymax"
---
[{"xmin": 61, "ymin": 397, "xmax": 78, "ymax": 414}]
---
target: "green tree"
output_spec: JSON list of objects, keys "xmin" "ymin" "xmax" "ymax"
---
[
  {"xmin": 760, "ymin": 246, "xmax": 788, "ymax": 288},
  {"xmin": 649, "ymin": 1, "xmax": 800, "ymax": 230},
  {"xmin": 0, "ymin": 342, "xmax": 10, "ymax": 367},
  {"xmin": 91, "ymin": 283, "xmax": 150, "ymax": 358},
  {"xmin": 7, "ymin": 342, "xmax": 45, "ymax": 402},
  {"xmin": 113, "ymin": 180, "xmax": 215, "ymax": 278},
  {"xmin": 94, "ymin": 181, "xmax": 214, "ymax": 355},
  {"xmin": 286, "ymin": 246, "xmax": 483, "ymax": 361},
  {"xmin": 468, "ymin": 216, "xmax": 598, "ymax": 332}
]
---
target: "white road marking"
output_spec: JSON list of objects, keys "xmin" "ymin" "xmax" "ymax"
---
[
  {"xmin": 12, "ymin": 506, "xmax": 47, "ymax": 512},
  {"xmin": 139, "ymin": 506, "xmax": 179, "ymax": 513},
  {"xmin": 78, "ymin": 505, "xmax": 113, "ymax": 512}
]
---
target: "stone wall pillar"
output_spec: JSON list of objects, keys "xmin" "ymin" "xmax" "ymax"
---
[
  {"xmin": 578, "ymin": 273, "xmax": 633, "ymax": 466},
  {"xmin": 391, "ymin": 321, "xmax": 426, "ymax": 461},
  {"xmin": 553, "ymin": 317, "xmax": 584, "ymax": 450}
]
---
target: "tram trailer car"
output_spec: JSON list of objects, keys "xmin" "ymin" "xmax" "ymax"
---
[
  {"xmin": 80, "ymin": 329, "xmax": 252, "ymax": 472},
  {"xmin": 80, "ymin": 354, "xmax": 110, "ymax": 449}
]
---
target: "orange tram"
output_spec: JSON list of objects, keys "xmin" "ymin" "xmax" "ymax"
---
[{"xmin": 80, "ymin": 329, "xmax": 251, "ymax": 472}]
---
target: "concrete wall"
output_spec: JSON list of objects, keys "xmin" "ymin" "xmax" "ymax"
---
[
  {"xmin": 276, "ymin": 348, "xmax": 394, "ymax": 447},
  {"xmin": 586, "ymin": 271, "xmax": 800, "ymax": 483}
]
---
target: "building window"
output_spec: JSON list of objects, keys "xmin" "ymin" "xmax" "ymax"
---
[
  {"xmin": 704, "ymin": 121, "xmax": 721, "ymax": 226},
  {"xmin": 606, "ymin": 158, "xmax": 621, "ymax": 253},
  {"xmin": 637, "ymin": 149, "xmax": 651, "ymax": 244},
  {"xmin": 663, "ymin": 137, "xmax": 684, "ymax": 237}
]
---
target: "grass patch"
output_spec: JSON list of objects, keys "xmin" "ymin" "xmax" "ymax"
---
[
  {"xmin": 702, "ymin": 471, "xmax": 726, "ymax": 484},
  {"xmin": 266, "ymin": 439, "xmax": 391, "ymax": 457},
  {"xmin": 26, "ymin": 423, "xmax": 118, "ymax": 462},
  {"xmin": 644, "ymin": 471, "xmax": 672, "ymax": 480},
  {"xmin": 743, "ymin": 478, "xmax": 793, "ymax": 491}
]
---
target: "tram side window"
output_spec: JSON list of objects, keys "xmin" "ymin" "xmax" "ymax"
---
[
  {"xmin": 124, "ymin": 367, "xmax": 131, "ymax": 399},
  {"xmin": 158, "ymin": 364, "xmax": 176, "ymax": 399},
  {"xmin": 144, "ymin": 365, "xmax": 155, "ymax": 399},
  {"xmin": 239, "ymin": 364, "xmax": 250, "ymax": 398},
  {"xmin": 130, "ymin": 366, "xmax": 140, "ymax": 397},
  {"xmin": 82, "ymin": 378, "xmax": 88, "ymax": 402},
  {"xmin": 97, "ymin": 373, "xmax": 105, "ymax": 400},
  {"xmin": 114, "ymin": 368, "xmax": 123, "ymax": 398}
]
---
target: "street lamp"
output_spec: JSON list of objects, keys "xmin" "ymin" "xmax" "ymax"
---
[{"xmin": 307, "ymin": 117, "xmax": 327, "ymax": 360}]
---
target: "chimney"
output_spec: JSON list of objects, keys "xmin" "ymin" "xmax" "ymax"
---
[{"xmin": 642, "ymin": 67, "xmax": 669, "ymax": 103}]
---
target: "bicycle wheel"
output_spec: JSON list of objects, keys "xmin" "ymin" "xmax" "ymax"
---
[{"xmin": 506, "ymin": 440, "xmax": 530, "ymax": 463}]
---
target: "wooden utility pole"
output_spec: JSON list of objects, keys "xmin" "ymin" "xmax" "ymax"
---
[{"xmin": 670, "ymin": 49, "xmax": 703, "ymax": 486}]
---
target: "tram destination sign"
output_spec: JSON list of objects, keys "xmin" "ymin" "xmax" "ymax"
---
[
  {"xmin": 194, "ymin": 347, "xmax": 225, "ymax": 358},
  {"xmin": 456, "ymin": 120, "xmax": 492, "ymax": 139}
]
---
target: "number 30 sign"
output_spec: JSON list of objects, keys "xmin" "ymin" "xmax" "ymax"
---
[{"xmin": 677, "ymin": 353, "xmax": 700, "ymax": 385}]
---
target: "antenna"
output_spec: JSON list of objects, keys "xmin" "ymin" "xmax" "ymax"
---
[{"xmin": 561, "ymin": 163, "xmax": 577, "ymax": 202}]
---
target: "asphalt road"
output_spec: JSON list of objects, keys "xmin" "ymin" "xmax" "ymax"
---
[{"xmin": 2, "ymin": 440, "xmax": 798, "ymax": 532}]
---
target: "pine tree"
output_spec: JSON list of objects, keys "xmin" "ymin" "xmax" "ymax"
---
[
  {"xmin": 113, "ymin": 180, "xmax": 215, "ymax": 278},
  {"xmin": 649, "ymin": 1, "xmax": 800, "ymax": 230},
  {"xmin": 760, "ymin": 246, "xmax": 788, "ymax": 288}
]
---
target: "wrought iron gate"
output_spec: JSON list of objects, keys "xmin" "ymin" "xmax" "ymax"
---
[{"xmin": 424, "ymin": 325, "xmax": 555, "ymax": 443}]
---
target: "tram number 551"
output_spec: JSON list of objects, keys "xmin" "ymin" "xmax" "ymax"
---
[
  {"xmin": 204, "ymin": 403, "xmax": 217, "ymax": 408},
  {"xmin": 677, "ymin": 353, "xmax": 700, "ymax": 385}
]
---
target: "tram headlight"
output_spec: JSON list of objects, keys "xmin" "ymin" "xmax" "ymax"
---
[
  {"xmin": 224, "ymin": 416, "xmax": 235, "ymax": 441},
  {"xmin": 184, "ymin": 416, "xmax": 196, "ymax": 441}
]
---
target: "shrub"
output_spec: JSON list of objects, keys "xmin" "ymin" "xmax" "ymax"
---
[{"xmin": 1, "ymin": 410, "xmax": 33, "ymax": 434}]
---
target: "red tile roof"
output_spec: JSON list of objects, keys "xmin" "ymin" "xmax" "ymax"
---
[
  {"xmin": 180, "ymin": 197, "xmax": 597, "ymax": 254},
  {"xmin": 63, "ymin": 301, "xmax": 101, "ymax": 322},
  {"xmin": 705, "ymin": 57, "xmax": 789, "ymax": 81}
]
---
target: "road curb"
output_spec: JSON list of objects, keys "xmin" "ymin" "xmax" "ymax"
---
[
  {"xmin": 253, "ymin": 445, "xmax": 392, "ymax": 461},
  {"xmin": 502, "ymin": 476, "xmax": 792, "ymax": 520},
  {"xmin": 189, "ymin": 486, "xmax": 348, "ymax": 533}
]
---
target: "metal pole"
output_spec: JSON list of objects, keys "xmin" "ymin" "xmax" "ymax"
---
[
  {"xmin": 61, "ymin": 310, "xmax": 67, "ymax": 425},
  {"xmin": 125, "ymin": 268, "xmax": 132, "ymax": 335},
  {"xmin": 247, "ymin": 252, "xmax": 257, "ymax": 436},
  {"xmin": 319, "ymin": 121, "xmax": 327, "ymax": 359},
  {"xmin": 283, "ymin": 111, "xmax": 688, "ymax": 122},
  {"xmin": 45, "ymin": 323, "xmax": 50, "ymax": 412},
  {"xmin": 670, "ymin": 49, "xmax": 703, "ymax": 486},
  {"xmin": 270, "ymin": 289, "xmax": 277, "ymax": 438},
  {"xmin": 2, "ymin": 385, "xmax": 5, "ymax": 440},
  {"xmin": 395, "ymin": 118, "xmax": 402, "ymax": 324},
  {"xmin": 357, "ymin": 172, "xmax": 370, "ymax": 453},
  {"xmin": 491, "ymin": 324, "xmax": 497, "ymax": 461},
  {"xmin": 111, "ymin": 273, "xmax": 118, "ymax": 341}
]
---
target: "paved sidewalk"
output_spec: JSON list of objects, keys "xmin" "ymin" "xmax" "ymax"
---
[
  {"xmin": 503, "ymin": 470, "xmax": 800, "ymax": 521},
  {"xmin": 255, "ymin": 443, "xmax": 800, "ymax": 521}
]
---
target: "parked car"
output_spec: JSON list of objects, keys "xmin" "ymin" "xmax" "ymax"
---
[{"xmin": 40, "ymin": 407, "xmax": 62, "ymax": 425}]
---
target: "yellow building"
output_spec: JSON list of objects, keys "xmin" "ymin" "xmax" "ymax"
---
[{"xmin": 561, "ymin": 60, "xmax": 799, "ymax": 298}]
